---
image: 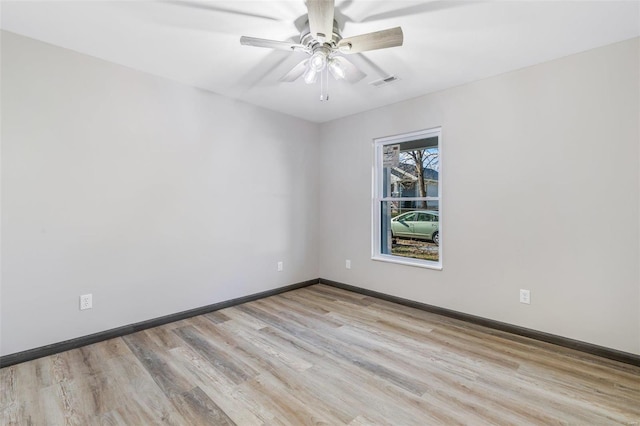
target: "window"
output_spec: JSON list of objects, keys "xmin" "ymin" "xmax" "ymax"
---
[{"xmin": 373, "ymin": 128, "xmax": 442, "ymax": 269}]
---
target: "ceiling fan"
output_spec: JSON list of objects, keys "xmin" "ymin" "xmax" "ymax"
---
[{"xmin": 240, "ymin": 0, "xmax": 403, "ymax": 101}]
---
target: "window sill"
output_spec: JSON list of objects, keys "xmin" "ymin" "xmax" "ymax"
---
[{"xmin": 372, "ymin": 254, "xmax": 443, "ymax": 270}]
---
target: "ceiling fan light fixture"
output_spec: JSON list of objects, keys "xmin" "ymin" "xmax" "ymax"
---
[
  {"xmin": 328, "ymin": 57, "xmax": 346, "ymax": 80},
  {"xmin": 303, "ymin": 66, "xmax": 318, "ymax": 84},
  {"xmin": 310, "ymin": 50, "xmax": 327, "ymax": 72}
]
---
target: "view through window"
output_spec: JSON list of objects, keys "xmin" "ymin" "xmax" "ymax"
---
[{"xmin": 373, "ymin": 129, "xmax": 441, "ymax": 268}]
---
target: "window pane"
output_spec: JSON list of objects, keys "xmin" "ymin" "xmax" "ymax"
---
[
  {"xmin": 381, "ymin": 200, "xmax": 440, "ymax": 262},
  {"xmin": 384, "ymin": 139, "xmax": 439, "ymax": 198}
]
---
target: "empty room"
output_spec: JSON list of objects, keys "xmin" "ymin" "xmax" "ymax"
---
[{"xmin": 1, "ymin": 0, "xmax": 639, "ymax": 424}]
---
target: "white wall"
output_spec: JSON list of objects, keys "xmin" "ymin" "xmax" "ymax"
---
[
  {"xmin": 319, "ymin": 38, "xmax": 640, "ymax": 354},
  {"xmin": 1, "ymin": 31, "xmax": 320, "ymax": 356}
]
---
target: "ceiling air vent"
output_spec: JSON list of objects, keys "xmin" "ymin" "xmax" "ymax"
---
[{"xmin": 370, "ymin": 75, "xmax": 400, "ymax": 87}]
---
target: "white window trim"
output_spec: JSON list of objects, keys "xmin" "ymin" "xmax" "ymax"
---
[{"xmin": 372, "ymin": 127, "xmax": 443, "ymax": 270}]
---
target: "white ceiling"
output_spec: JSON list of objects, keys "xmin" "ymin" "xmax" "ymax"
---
[{"xmin": 2, "ymin": 1, "xmax": 639, "ymax": 123}]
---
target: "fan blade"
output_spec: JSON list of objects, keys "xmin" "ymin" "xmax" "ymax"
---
[
  {"xmin": 331, "ymin": 56, "xmax": 366, "ymax": 83},
  {"xmin": 167, "ymin": 1, "xmax": 280, "ymax": 22},
  {"xmin": 240, "ymin": 36, "xmax": 306, "ymax": 52},
  {"xmin": 280, "ymin": 59, "xmax": 309, "ymax": 82},
  {"xmin": 355, "ymin": 53, "xmax": 389, "ymax": 79},
  {"xmin": 307, "ymin": 0, "xmax": 335, "ymax": 42},
  {"xmin": 338, "ymin": 27, "xmax": 403, "ymax": 54},
  {"xmin": 360, "ymin": 2, "xmax": 471, "ymax": 23}
]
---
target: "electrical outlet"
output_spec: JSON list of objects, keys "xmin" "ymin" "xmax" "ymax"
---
[
  {"xmin": 80, "ymin": 294, "xmax": 93, "ymax": 310},
  {"xmin": 519, "ymin": 289, "xmax": 531, "ymax": 304},
  {"xmin": 277, "ymin": 261, "xmax": 283, "ymax": 272},
  {"xmin": 345, "ymin": 259, "xmax": 351, "ymax": 269}
]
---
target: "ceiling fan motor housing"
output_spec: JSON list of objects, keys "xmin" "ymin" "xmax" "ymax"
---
[{"xmin": 300, "ymin": 19, "xmax": 343, "ymax": 52}]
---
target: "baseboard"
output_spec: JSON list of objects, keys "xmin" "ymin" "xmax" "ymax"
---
[
  {"xmin": 4, "ymin": 277, "xmax": 638, "ymax": 368},
  {"xmin": 0, "ymin": 278, "xmax": 320, "ymax": 368},
  {"xmin": 320, "ymin": 278, "xmax": 640, "ymax": 367}
]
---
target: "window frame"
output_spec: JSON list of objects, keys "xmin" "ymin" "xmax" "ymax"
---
[{"xmin": 372, "ymin": 127, "xmax": 443, "ymax": 270}]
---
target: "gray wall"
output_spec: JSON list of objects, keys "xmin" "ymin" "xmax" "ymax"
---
[
  {"xmin": 2, "ymin": 31, "xmax": 639, "ymax": 357},
  {"xmin": 318, "ymin": 38, "xmax": 640, "ymax": 354},
  {"xmin": 1, "ymin": 32, "xmax": 320, "ymax": 356}
]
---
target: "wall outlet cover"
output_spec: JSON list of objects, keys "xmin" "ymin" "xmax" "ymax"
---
[{"xmin": 80, "ymin": 294, "xmax": 93, "ymax": 310}]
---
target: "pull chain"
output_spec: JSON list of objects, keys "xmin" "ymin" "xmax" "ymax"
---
[{"xmin": 320, "ymin": 66, "xmax": 329, "ymax": 101}]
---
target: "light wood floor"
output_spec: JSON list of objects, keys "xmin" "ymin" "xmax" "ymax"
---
[{"xmin": 1, "ymin": 284, "xmax": 639, "ymax": 425}]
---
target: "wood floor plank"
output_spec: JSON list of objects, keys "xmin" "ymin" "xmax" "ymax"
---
[
  {"xmin": 173, "ymin": 325, "xmax": 256, "ymax": 385},
  {"xmin": 215, "ymin": 308, "xmax": 269, "ymax": 330},
  {"xmin": 240, "ymin": 370, "xmax": 346, "ymax": 425},
  {"xmin": 173, "ymin": 386, "xmax": 236, "ymax": 426},
  {"xmin": 168, "ymin": 345, "xmax": 268, "ymax": 425},
  {"xmin": 2, "ymin": 284, "xmax": 639, "ymax": 425}
]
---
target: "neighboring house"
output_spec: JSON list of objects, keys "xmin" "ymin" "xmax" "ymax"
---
[{"xmin": 389, "ymin": 164, "xmax": 439, "ymax": 211}]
